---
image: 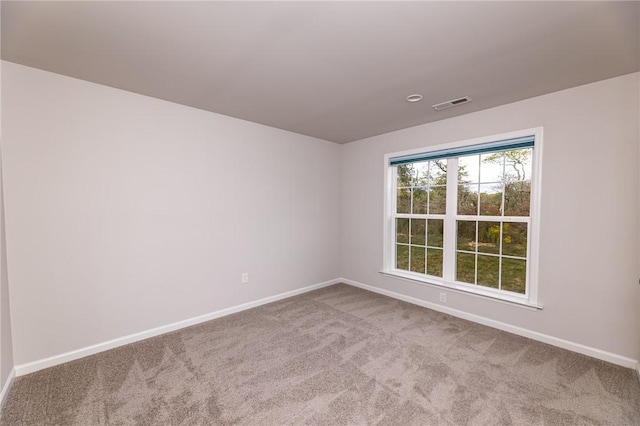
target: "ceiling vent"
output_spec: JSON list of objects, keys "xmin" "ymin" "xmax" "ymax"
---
[{"xmin": 432, "ymin": 96, "xmax": 472, "ymax": 111}]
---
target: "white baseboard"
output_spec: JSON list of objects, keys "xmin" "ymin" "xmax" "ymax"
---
[
  {"xmin": 14, "ymin": 278, "xmax": 341, "ymax": 376},
  {"xmin": 0, "ymin": 368, "xmax": 15, "ymax": 409},
  {"xmin": 341, "ymin": 278, "xmax": 638, "ymax": 369}
]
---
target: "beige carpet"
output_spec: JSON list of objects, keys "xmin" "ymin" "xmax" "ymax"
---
[{"xmin": 1, "ymin": 283, "xmax": 639, "ymax": 425}]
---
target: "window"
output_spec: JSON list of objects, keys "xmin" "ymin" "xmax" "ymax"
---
[{"xmin": 383, "ymin": 129, "xmax": 542, "ymax": 307}]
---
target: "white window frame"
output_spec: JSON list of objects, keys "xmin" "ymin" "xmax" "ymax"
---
[{"xmin": 382, "ymin": 128, "xmax": 543, "ymax": 309}]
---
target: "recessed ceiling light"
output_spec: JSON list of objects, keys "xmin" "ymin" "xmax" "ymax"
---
[{"xmin": 405, "ymin": 94, "xmax": 423, "ymax": 103}]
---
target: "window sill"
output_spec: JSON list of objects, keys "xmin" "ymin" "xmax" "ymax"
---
[{"xmin": 379, "ymin": 269, "xmax": 543, "ymax": 311}]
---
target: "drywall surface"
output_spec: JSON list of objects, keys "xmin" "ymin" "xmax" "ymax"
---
[
  {"xmin": 0, "ymin": 161, "xmax": 13, "ymax": 385},
  {"xmin": 0, "ymin": 45, "xmax": 15, "ymax": 390},
  {"xmin": 341, "ymin": 72, "xmax": 640, "ymax": 360},
  {"xmin": 1, "ymin": 62, "xmax": 341, "ymax": 365}
]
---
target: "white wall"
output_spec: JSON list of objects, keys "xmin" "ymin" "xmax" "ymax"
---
[
  {"xmin": 341, "ymin": 73, "xmax": 640, "ymax": 361},
  {"xmin": 1, "ymin": 62, "xmax": 341, "ymax": 366},
  {"xmin": 0, "ymin": 17, "xmax": 16, "ymax": 394},
  {"xmin": 0, "ymin": 157, "xmax": 13, "ymax": 386}
]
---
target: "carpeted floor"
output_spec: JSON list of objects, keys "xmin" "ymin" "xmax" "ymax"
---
[{"xmin": 1, "ymin": 283, "xmax": 639, "ymax": 425}]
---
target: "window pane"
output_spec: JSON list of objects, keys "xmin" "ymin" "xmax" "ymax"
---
[
  {"xmin": 477, "ymin": 221, "xmax": 500, "ymax": 254},
  {"xmin": 410, "ymin": 246, "xmax": 425, "ymax": 274},
  {"xmin": 396, "ymin": 164, "xmax": 414, "ymax": 187},
  {"xmin": 414, "ymin": 162, "xmax": 429, "ymax": 186},
  {"xmin": 429, "ymin": 160, "xmax": 447, "ymax": 185},
  {"xmin": 480, "ymin": 152, "xmax": 504, "ymax": 183},
  {"xmin": 504, "ymin": 181, "xmax": 530, "ymax": 216},
  {"xmin": 504, "ymin": 148, "xmax": 533, "ymax": 182},
  {"xmin": 502, "ymin": 222, "xmax": 528, "ymax": 257},
  {"xmin": 397, "ymin": 188, "xmax": 411, "ymax": 214},
  {"xmin": 458, "ymin": 184, "xmax": 478, "ymax": 215},
  {"xmin": 457, "ymin": 220, "xmax": 476, "ymax": 251},
  {"xmin": 456, "ymin": 252, "xmax": 475, "ymax": 284},
  {"xmin": 501, "ymin": 258, "xmax": 526, "ymax": 294},
  {"xmin": 412, "ymin": 187, "xmax": 428, "ymax": 214},
  {"xmin": 459, "ymin": 155, "xmax": 479, "ymax": 183},
  {"xmin": 479, "ymin": 183, "xmax": 502, "ymax": 216},
  {"xmin": 396, "ymin": 245, "xmax": 409, "ymax": 271},
  {"xmin": 427, "ymin": 219, "xmax": 444, "ymax": 248},
  {"xmin": 396, "ymin": 218, "xmax": 409, "ymax": 244},
  {"xmin": 410, "ymin": 219, "xmax": 426, "ymax": 246},
  {"xmin": 429, "ymin": 186, "xmax": 446, "ymax": 214},
  {"xmin": 427, "ymin": 248, "xmax": 443, "ymax": 277},
  {"xmin": 477, "ymin": 255, "xmax": 499, "ymax": 289}
]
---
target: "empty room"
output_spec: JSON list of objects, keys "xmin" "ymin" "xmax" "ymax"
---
[{"xmin": 0, "ymin": 1, "xmax": 639, "ymax": 424}]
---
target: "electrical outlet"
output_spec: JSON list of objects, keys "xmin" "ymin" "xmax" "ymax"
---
[
  {"xmin": 241, "ymin": 273, "xmax": 249, "ymax": 284},
  {"xmin": 439, "ymin": 292, "xmax": 446, "ymax": 304}
]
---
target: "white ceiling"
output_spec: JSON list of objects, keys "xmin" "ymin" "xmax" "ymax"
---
[{"xmin": 2, "ymin": 1, "xmax": 639, "ymax": 144}]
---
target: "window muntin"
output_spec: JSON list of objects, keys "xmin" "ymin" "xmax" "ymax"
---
[{"xmin": 385, "ymin": 130, "xmax": 541, "ymax": 306}]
